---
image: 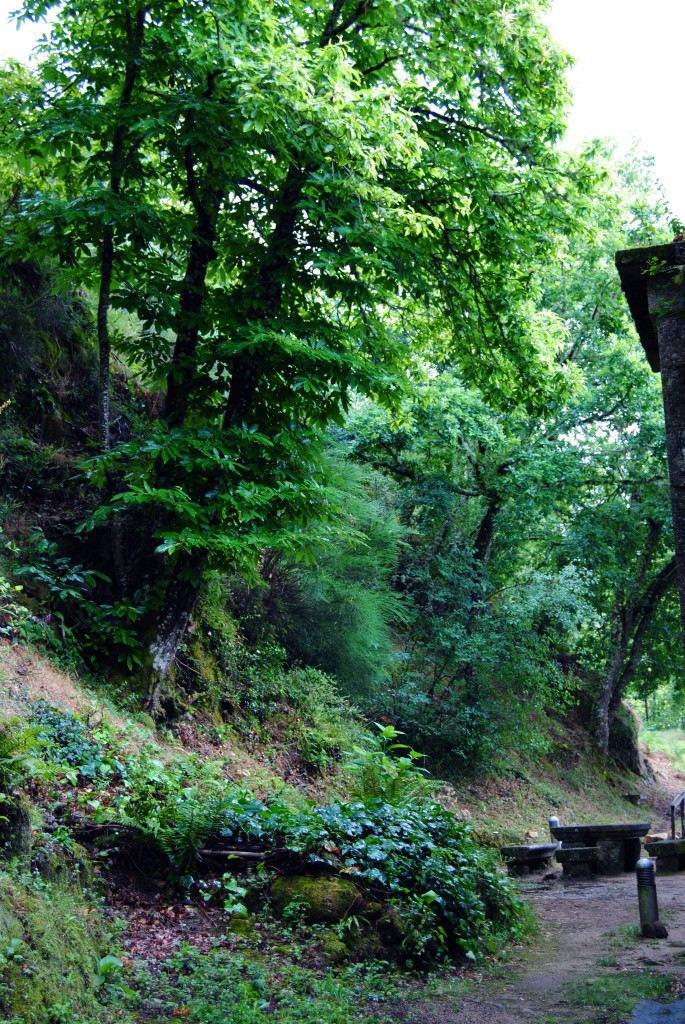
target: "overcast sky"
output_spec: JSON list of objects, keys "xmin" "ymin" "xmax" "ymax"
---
[
  {"xmin": 0, "ymin": 0, "xmax": 683, "ymax": 216},
  {"xmin": 546, "ymin": 0, "xmax": 685, "ymax": 218}
]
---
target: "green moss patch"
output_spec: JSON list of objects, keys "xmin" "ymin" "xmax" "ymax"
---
[
  {"xmin": 561, "ymin": 970, "xmax": 677, "ymax": 1024},
  {"xmin": 271, "ymin": 875, "xmax": 362, "ymax": 924},
  {"xmin": 0, "ymin": 868, "xmax": 129, "ymax": 1024}
]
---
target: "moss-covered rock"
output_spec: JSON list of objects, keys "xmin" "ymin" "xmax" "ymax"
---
[
  {"xmin": 0, "ymin": 866, "xmax": 117, "ymax": 1024},
  {"xmin": 32, "ymin": 840, "xmax": 94, "ymax": 890},
  {"xmin": 375, "ymin": 907, "xmax": 407, "ymax": 946},
  {"xmin": 321, "ymin": 929, "xmax": 349, "ymax": 963},
  {"xmin": 227, "ymin": 913, "xmax": 253, "ymax": 937},
  {"xmin": 270, "ymin": 874, "xmax": 362, "ymax": 924},
  {"xmin": 342, "ymin": 924, "xmax": 406, "ymax": 964},
  {"xmin": 364, "ymin": 901, "xmax": 383, "ymax": 921},
  {"xmin": 0, "ymin": 797, "xmax": 31, "ymax": 867}
]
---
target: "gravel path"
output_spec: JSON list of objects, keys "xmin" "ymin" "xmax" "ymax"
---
[{"xmin": 403, "ymin": 873, "xmax": 685, "ymax": 1023}]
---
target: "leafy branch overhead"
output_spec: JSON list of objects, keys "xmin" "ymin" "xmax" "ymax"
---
[
  {"xmin": 0, "ymin": 0, "xmax": 584, "ymax": 691},
  {"xmin": 0, "ymin": 1, "xmax": 678, "ymax": 757}
]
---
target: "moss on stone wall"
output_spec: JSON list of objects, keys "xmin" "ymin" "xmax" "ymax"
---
[{"xmin": 0, "ymin": 866, "xmax": 127, "ymax": 1024}]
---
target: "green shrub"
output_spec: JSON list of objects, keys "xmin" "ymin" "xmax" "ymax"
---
[
  {"xmin": 272, "ymin": 799, "xmax": 522, "ymax": 960},
  {"xmin": 0, "ymin": 574, "xmax": 31, "ymax": 642},
  {"xmin": 29, "ymin": 701, "xmax": 126, "ymax": 782},
  {"xmin": 0, "ymin": 718, "xmax": 47, "ymax": 794},
  {"xmin": 107, "ymin": 741, "xmax": 523, "ymax": 960},
  {"xmin": 344, "ymin": 723, "xmax": 433, "ymax": 805},
  {"xmin": 113, "ymin": 746, "xmax": 231, "ymax": 877}
]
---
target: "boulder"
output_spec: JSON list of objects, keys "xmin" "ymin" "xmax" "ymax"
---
[
  {"xmin": 321, "ymin": 929, "xmax": 349, "ymax": 963},
  {"xmin": 270, "ymin": 874, "xmax": 362, "ymax": 924}
]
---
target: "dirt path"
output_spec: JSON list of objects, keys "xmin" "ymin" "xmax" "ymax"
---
[{"xmin": 403, "ymin": 874, "xmax": 685, "ymax": 1024}]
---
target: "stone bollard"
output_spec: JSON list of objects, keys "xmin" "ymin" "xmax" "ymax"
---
[
  {"xmin": 548, "ymin": 815, "xmax": 561, "ymax": 849},
  {"xmin": 636, "ymin": 857, "xmax": 667, "ymax": 938}
]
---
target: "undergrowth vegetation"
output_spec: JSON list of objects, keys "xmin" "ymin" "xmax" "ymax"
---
[
  {"xmin": 11, "ymin": 700, "xmax": 524, "ymax": 964},
  {"xmin": 135, "ymin": 944, "xmax": 401, "ymax": 1024}
]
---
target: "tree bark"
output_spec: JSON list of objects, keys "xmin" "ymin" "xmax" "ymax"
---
[
  {"xmin": 145, "ymin": 557, "xmax": 207, "ymax": 712},
  {"xmin": 223, "ymin": 162, "xmax": 309, "ymax": 428},
  {"xmin": 164, "ymin": 134, "xmax": 223, "ymax": 426},
  {"xmin": 97, "ymin": 5, "xmax": 147, "ymax": 448},
  {"xmin": 595, "ymin": 546, "xmax": 676, "ymax": 755}
]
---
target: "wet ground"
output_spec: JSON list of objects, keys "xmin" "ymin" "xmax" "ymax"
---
[{"xmin": 632, "ymin": 998, "xmax": 685, "ymax": 1022}]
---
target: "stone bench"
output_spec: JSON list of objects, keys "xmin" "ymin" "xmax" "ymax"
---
[
  {"xmin": 555, "ymin": 846, "xmax": 601, "ymax": 878},
  {"xmin": 500, "ymin": 843, "xmax": 558, "ymax": 876},
  {"xmin": 550, "ymin": 823, "xmax": 649, "ymax": 874},
  {"xmin": 643, "ymin": 838, "xmax": 685, "ymax": 873}
]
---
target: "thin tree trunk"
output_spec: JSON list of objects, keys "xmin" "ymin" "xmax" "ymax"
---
[
  {"xmin": 97, "ymin": 6, "xmax": 147, "ymax": 596},
  {"xmin": 97, "ymin": 5, "xmax": 147, "ymax": 448},
  {"xmin": 594, "ymin": 613, "xmax": 630, "ymax": 756},
  {"xmin": 606, "ymin": 558, "xmax": 677, "ymax": 726},
  {"xmin": 97, "ymin": 223, "xmax": 114, "ymax": 450}
]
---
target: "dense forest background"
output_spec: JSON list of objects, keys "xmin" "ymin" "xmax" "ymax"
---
[{"xmin": 0, "ymin": 0, "xmax": 682, "ymax": 780}]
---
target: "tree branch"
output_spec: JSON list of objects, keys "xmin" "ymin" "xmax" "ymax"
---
[{"xmin": 321, "ymin": 0, "xmax": 372, "ymax": 45}]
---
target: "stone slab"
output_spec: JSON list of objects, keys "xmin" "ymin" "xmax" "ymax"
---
[{"xmin": 551, "ymin": 823, "xmax": 650, "ymax": 843}]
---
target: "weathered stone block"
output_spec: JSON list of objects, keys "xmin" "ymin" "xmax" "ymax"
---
[
  {"xmin": 644, "ymin": 838, "xmax": 685, "ymax": 872},
  {"xmin": 555, "ymin": 846, "xmax": 600, "ymax": 878},
  {"xmin": 596, "ymin": 840, "xmax": 624, "ymax": 876},
  {"xmin": 500, "ymin": 843, "xmax": 557, "ymax": 875}
]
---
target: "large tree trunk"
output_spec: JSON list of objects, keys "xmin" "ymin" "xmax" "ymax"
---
[
  {"xmin": 163, "ymin": 178, "xmax": 223, "ymax": 424},
  {"xmin": 146, "ymin": 160, "xmax": 308, "ymax": 703},
  {"xmin": 145, "ymin": 173, "xmax": 222, "ymax": 703},
  {"xmin": 223, "ymin": 162, "xmax": 309, "ymax": 428},
  {"xmin": 145, "ymin": 555, "xmax": 208, "ymax": 713},
  {"xmin": 594, "ymin": 544, "xmax": 676, "ymax": 755}
]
